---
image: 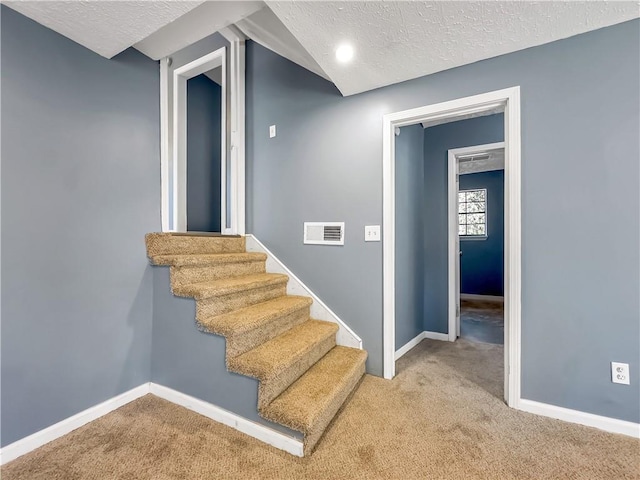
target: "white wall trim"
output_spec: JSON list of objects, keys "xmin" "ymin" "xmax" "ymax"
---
[
  {"xmin": 423, "ymin": 331, "xmax": 450, "ymax": 342},
  {"xmin": 395, "ymin": 332, "xmax": 426, "ymax": 360},
  {"xmin": 382, "ymin": 87, "xmax": 522, "ymax": 412},
  {"xmin": 149, "ymin": 383, "xmax": 304, "ymax": 456},
  {"xmin": 518, "ymin": 399, "xmax": 640, "ymax": 439},
  {"xmin": 219, "ymin": 26, "xmax": 246, "ymax": 235},
  {"xmin": 0, "ymin": 382, "xmax": 306, "ymax": 465},
  {"xmin": 0, "ymin": 384, "xmax": 150, "ymax": 465},
  {"xmin": 460, "ymin": 293, "xmax": 504, "ymax": 303},
  {"xmin": 395, "ymin": 331, "xmax": 451, "ymax": 361},
  {"xmin": 160, "ymin": 58, "xmax": 170, "ymax": 232},
  {"xmin": 245, "ymin": 234, "xmax": 362, "ymax": 349}
]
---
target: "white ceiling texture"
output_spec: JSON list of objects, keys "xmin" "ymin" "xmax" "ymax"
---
[{"xmin": 3, "ymin": 1, "xmax": 638, "ymax": 96}]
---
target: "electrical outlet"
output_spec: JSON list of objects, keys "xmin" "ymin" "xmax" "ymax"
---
[
  {"xmin": 269, "ymin": 125, "xmax": 276, "ymax": 138},
  {"xmin": 611, "ymin": 362, "xmax": 630, "ymax": 385},
  {"xmin": 364, "ymin": 225, "xmax": 381, "ymax": 242}
]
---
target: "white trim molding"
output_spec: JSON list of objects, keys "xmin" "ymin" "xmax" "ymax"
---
[
  {"xmin": 382, "ymin": 87, "xmax": 522, "ymax": 411},
  {"xmin": 518, "ymin": 399, "xmax": 640, "ymax": 439},
  {"xmin": 0, "ymin": 384, "xmax": 149, "ymax": 465},
  {"xmin": 0, "ymin": 382, "xmax": 305, "ymax": 465},
  {"xmin": 149, "ymin": 383, "xmax": 303, "ymax": 456},
  {"xmin": 395, "ymin": 331, "xmax": 450, "ymax": 361},
  {"xmin": 246, "ymin": 234, "xmax": 362, "ymax": 349}
]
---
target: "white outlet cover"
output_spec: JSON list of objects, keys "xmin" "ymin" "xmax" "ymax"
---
[
  {"xmin": 364, "ymin": 225, "xmax": 381, "ymax": 242},
  {"xmin": 611, "ymin": 362, "xmax": 630, "ymax": 385},
  {"xmin": 269, "ymin": 125, "xmax": 276, "ymax": 138}
]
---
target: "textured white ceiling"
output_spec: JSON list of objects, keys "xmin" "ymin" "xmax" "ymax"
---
[
  {"xmin": 134, "ymin": 1, "xmax": 265, "ymax": 60},
  {"xmin": 267, "ymin": 1, "xmax": 640, "ymax": 96},
  {"xmin": 3, "ymin": 1, "xmax": 204, "ymax": 58}
]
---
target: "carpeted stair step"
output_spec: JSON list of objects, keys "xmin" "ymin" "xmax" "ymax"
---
[
  {"xmin": 228, "ymin": 320, "xmax": 339, "ymax": 408},
  {"xmin": 150, "ymin": 253, "xmax": 268, "ymax": 287},
  {"xmin": 145, "ymin": 232, "xmax": 246, "ymax": 256},
  {"xmin": 179, "ymin": 274, "xmax": 289, "ymax": 320},
  {"xmin": 200, "ymin": 296, "xmax": 313, "ymax": 358},
  {"xmin": 260, "ymin": 346, "xmax": 367, "ymax": 455}
]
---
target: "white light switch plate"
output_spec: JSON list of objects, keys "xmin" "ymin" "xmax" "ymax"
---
[
  {"xmin": 365, "ymin": 225, "xmax": 381, "ymax": 242},
  {"xmin": 269, "ymin": 125, "xmax": 276, "ymax": 138}
]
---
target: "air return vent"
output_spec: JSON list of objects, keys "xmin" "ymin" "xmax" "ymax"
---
[{"xmin": 303, "ymin": 222, "xmax": 345, "ymax": 246}]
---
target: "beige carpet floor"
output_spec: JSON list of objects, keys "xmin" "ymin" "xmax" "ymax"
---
[{"xmin": 3, "ymin": 339, "xmax": 638, "ymax": 479}]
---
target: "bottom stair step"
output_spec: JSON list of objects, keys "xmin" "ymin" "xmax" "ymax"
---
[{"xmin": 259, "ymin": 346, "xmax": 367, "ymax": 455}]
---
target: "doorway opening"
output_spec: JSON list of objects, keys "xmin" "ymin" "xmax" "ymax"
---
[
  {"xmin": 186, "ymin": 66, "xmax": 223, "ymax": 232},
  {"xmin": 448, "ymin": 141, "xmax": 505, "ymax": 345},
  {"xmin": 160, "ymin": 29, "xmax": 246, "ymax": 235},
  {"xmin": 383, "ymin": 87, "xmax": 522, "ymax": 408}
]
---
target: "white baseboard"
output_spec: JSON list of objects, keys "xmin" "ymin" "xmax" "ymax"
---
[
  {"xmin": 395, "ymin": 330, "xmax": 450, "ymax": 360},
  {"xmin": 395, "ymin": 332, "xmax": 426, "ymax": 360},
  {"xmin": 423, "ymin": 331, "xmax": 450, "ymax": 342},
  {"xmin": 0, "ymin": 384, "xmax": 150, "ymax": 465},
  {"xmin": 0, "ymin": 382, "xmax": 305, "ymax": 465},
  {"xmin": 518, "ymin": 399, "xmax": 640, "ymax": 439},
  {"xmin": 149, "ymin": 383, "xmax": 304, "ymax": 457},
  {"xmin": 245, "ymin": 234, "xmax": 362, "ymax": 349},
  {"xmin": 460, "ymin": 293, "xmax": 504, "ymax": 303}
]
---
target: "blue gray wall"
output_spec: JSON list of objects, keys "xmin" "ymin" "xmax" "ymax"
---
[
  {"xmin": 1, "ymin": 6, "xmax": 159, "ymax": 446},
  {"xmin": 395, "ymin": 125, "xmax": 425, "ymax": 349},
  {"xmin": 187, "ymin": 74, "xmax": 222, "ymax": 232},
  {"xmin": 423, "ymin": 114, "xmax": 504, "ymax": 332},
  {"xmin": 246, "ymin": 19, "xmax": 639, "ymax": 422},
  {"xmin": 459, "ymin": 170, "xmax": 504, "ymax": 296}
]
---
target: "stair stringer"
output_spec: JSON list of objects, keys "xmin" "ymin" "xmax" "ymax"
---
[{"xmin": 245, "ymin": 234, "xmax": 363, "ymax": 350}]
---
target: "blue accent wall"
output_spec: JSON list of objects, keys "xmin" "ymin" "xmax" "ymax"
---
[
  {"xmin": 1, "ymin": 6, "xmax": 159, "ymax": 446},
  {"xmin": 246, "ymin": 19, "xmax": 639, "ymax": 423},
  {"xmin": 423, "ymin": 114, "xmax": 504, "ymax": 334},
  {"xmin": 187, "ymin": 74, "xmax": 221, "ymax": 232},
  {"xmin": 395, "ymin": 125, "xmax": 425, "ymax": 349},
  {"xmin": 459, "ymin": 170, "xmax": 504, "ymax": 296}
]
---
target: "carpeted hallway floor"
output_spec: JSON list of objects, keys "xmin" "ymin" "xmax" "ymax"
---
[{"xmin": 3, "ymin": 339, "xmax": 638, "ymax": 479}]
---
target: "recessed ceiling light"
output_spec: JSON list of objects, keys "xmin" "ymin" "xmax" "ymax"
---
[{"xmin": 335, "ymin": 44, "xmax": 354, "ymax": 63}]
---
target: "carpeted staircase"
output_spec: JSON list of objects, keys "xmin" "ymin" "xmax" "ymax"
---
[{"xmin": 145, "ymin": 232, "xmax": 367, "ymax": 455}]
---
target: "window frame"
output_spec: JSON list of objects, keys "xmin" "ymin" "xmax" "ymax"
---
[{"xmin": 458, "ymin": 188, "xmax": 488, "ymax": 240}]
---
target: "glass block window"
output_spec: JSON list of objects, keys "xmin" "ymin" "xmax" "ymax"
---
[{"xmin": 458, "ymin": 189, "xmax": 487, "ymax": 237}]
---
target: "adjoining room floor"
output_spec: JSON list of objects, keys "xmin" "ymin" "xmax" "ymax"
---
[
  {"xmin": 3, "ymin": 339, "xmax": 638, "ymax": 480},
  {"xmin": 460, "ymin": 298, "xmax": 504, "ymax": 344}
]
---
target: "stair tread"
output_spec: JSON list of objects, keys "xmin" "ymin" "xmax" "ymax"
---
[
  {"xmin": 260, "ymin": 346, "xmax": 367, "ymax": 434},
  {"xmin": 151, "ymin": 252, "xmax": 267, "ymax": 266},
  {"xmin": 174, "ymin": 273, "xmax": 288, "ymax": 299},
  {"xmin": 201, "ymin": 295, "xmax": 312, "ymax": 336},
  {"xmin": 228, "ymin": 319, "xmax": 338, "ymax": 380}
]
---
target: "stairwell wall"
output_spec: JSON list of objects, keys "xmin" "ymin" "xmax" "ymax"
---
[
  {"xmin": 0, "ymin": 7, "xmax": 158, "ymax": 446},
  {"xmin": 245, "ymin": 20, "xmax": 640, "ymax": 423}
]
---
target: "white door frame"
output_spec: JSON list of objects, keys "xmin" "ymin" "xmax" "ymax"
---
[
  {"xmin": 382, "ymin": 87, "xmax": 522, "ymax": 409},
  {"xmin": 160, "ymin": 31, "xmax": 246, "ymax": 235},
  {"xmin": 172, "ymin": 48, "xmax": 226, "ymax": 233},
  {"xmin": 447, "ymin": 141, "xmax": 505, "ymax": 342}
]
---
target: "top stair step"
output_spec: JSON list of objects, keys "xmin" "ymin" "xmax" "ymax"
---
[{"xmin": 145, "ymin": 232, "xmax": 246, "ymax": 257}]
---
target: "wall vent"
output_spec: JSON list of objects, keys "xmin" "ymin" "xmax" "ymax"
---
[{"xmin": 303, "ymin": 222, "xmax": 345, "ymax": 246}]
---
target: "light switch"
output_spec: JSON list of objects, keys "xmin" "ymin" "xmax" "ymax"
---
[
  {"xmin": 365, "ymin": 225, "xmax": 381, "ymax": 242},
  {"xmin": 269, "ymin": 125, "xmax": 276, "ymax": 138}
]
